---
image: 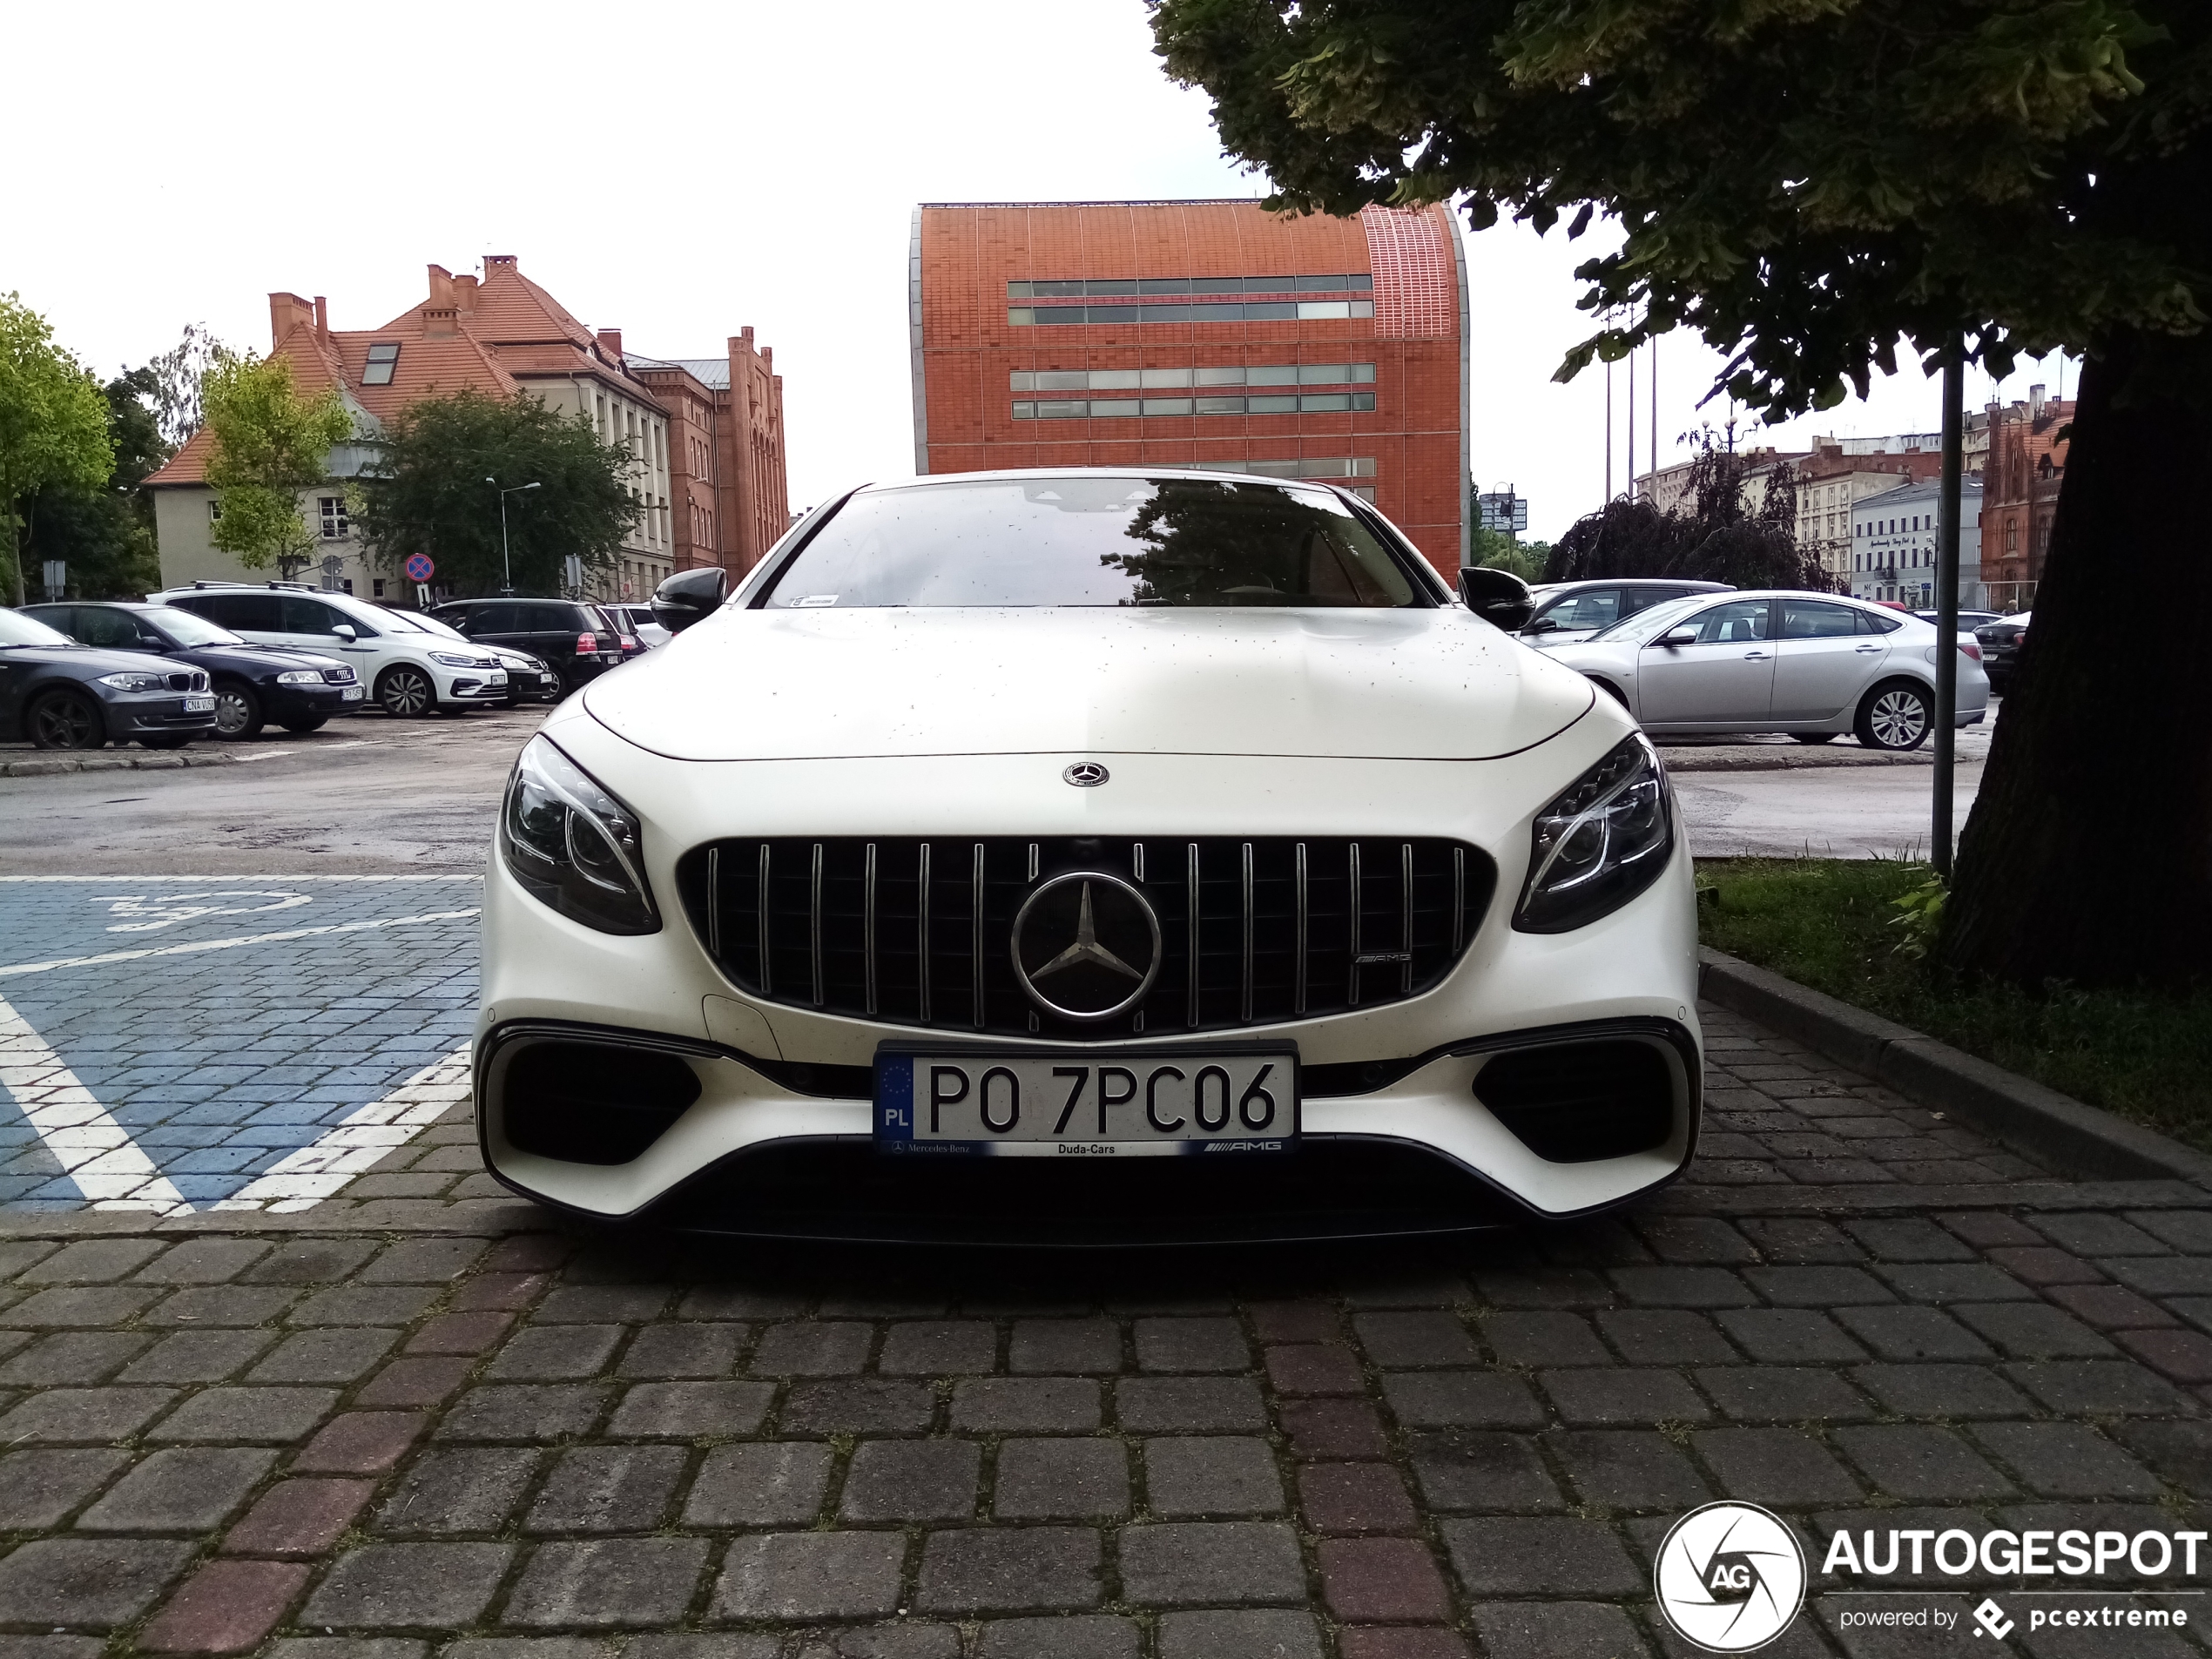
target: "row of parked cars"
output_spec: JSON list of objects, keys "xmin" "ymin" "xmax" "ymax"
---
[
  {"xmin": 1511, "ymin": 578, "xmax": 1996, "ymax": 750},
  {"xmin": 0, "ymin": 580, "xmax": 667, "ymax": 751}
]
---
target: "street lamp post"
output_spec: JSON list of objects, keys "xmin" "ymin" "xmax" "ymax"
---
[{"xmin": 487, "ymin": 478, "xmax": 541, "ymax": 595}]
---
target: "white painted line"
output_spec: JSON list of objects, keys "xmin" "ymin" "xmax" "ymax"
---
[
  {"xmin": 0, "ymin": 995, "xmax": 192, "ymax": 1214},
  {"xmin": 0, "ymin": 907, "xmax": 482, "ymax": 979},
  {"xmin": 212, "ymin": 1046, "xmax": 472, "ymax": 1212},
  {"xmin": 0, "ymin": 874, "xmax": 480, "ymax": 883}
]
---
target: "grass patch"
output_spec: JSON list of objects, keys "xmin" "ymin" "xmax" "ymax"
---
[{"xmin": 1698, "ymin": 857, "xmax": 2212, "ymax": 1150}]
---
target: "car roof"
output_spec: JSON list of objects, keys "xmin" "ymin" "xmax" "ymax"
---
[{"xmin": 1528, "ymin": 578, "xmax": 1733, "ymax": 595}]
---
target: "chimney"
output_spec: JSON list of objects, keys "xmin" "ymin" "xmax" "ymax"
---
[
  {"xmin": 427, "ymin": 265, "xmax": 455, "ymax": 309},
  {"xmin": 313, "ymin": 296, "xmax": 329, "ymax": 339},
  {"xmin": 2029, "ymin": 383, "xmax": 2047, "ymax": 419},
  {"xmin": 268, "ymin": 292, "xmax": 315, "ymax": 350},
  {"xmin": 597, "ymin": 328, "xmax": 624, "ymax": 362},
  {"xmin": 484, "ymin": 254, "xmax": 517, "ymax": 277},
  {"xmin": 422, "ymin": 307, "xmax": 458, "ymax": 340},
  {"xmin": 454, "ymin": 274, "xmax": 478, "ymax": 315}
]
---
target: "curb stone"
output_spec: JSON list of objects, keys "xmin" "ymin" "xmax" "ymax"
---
[
  {"xmin": 1698, "ymin": 944, "xmax": 2212, "ymax": 1190},
  {"xmin": 1, "ymin": 750, "xmax": 240, "ymax": 777}
]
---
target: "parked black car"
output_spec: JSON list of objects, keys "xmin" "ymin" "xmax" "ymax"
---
[
  {"xmin": 428, "ymin": 599, "xmax": 625, "ymax": 698},
  {"xmin": 1974, "ymin": 615, "xmax": 2029, "ymax": 693},
  {"xmin": 23, "ymin": 601, "xmax": 362, "ymax": 739},
  {"xmin": 0, "ymin": 608, "xmax": 215, "ymax": 749}
]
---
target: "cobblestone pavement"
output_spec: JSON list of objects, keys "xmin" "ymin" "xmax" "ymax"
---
[
  {"xmin": 0, "ymin": 1006, "xmax": 2209, "ymax": 1656},
  {"xmin": 0, "ymin": 879, "xmax": 477, "ymax": 1213}
]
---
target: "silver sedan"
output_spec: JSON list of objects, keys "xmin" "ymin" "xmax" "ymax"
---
[{"xmin": 1545, "ymin": 591, "xmax": 1988, "ymax": 750}]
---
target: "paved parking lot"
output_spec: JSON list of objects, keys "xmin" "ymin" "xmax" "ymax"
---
[{"xmin": 0, "ymin": 1009, "xmax": 2209, "ymax": 1657}]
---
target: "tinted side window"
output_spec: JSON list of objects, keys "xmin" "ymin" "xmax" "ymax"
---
[
  {"xmin": 282, "ymin": 597, "xmax": 343, "ymax": 634},
  {"xmin": 467, "ymin": 604, "xmax": 522, "ymax": 632},
  {"xmin": 1856, "ymin": 609, "xmax": 1904, "ymax": 635},
  {"xmin": 212, "ymin": 594, "xmax": 284, "ymax": 631},
  {"xmin": 1780, "ymin": 600, "xmax": 1858, "ymax": 638},
  {"xmin": 77, "ymin": 607, "xmax": 146, "ymax": 648},
  {"xmin": 523, "ymin": 604, "xmax": 576, "ymax": 631}
]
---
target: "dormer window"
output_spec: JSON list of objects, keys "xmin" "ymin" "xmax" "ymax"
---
[{"xmin": 362, "ymin": 343, "xmax": 400, "ymax": 386}]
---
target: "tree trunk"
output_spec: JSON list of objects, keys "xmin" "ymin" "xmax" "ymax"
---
[{"xmin": 1941, "ymin": 328, "xmax": 2212, "ymax": 988}]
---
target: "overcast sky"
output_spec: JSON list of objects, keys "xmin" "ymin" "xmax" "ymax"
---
[{"xmin": 10, "ymin": 0, "xmax": 2074, "ymax": 543}]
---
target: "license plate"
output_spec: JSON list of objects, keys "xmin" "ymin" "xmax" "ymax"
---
[
  {"xmin": 183, "ymin": 695, "xmax": 214, "ymax": 712},
  {"xmin": 489, "ymin": 671, "xmax": 508, "ymax": 685},
  {"xmin": 875, "ymin": 1047, "xmax": 1296, "ymax": 1157},
  {"xmin": 341, "ymin": 686, "xmax": 363, "ymax": 701}
]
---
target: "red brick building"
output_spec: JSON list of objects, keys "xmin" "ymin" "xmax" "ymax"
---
[
  {"xmin": 1978, "ymin": 385, "xmax": 2073, "ymax": 610},
  {"xmin": 911, "ymin": 199, "xmax": 1470, "ymax": 575},
  {"xmin": 147, "ymin": 257, "xmax": 789, "ymax": 596}
]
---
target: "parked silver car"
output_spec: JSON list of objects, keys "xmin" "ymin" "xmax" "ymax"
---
[{"xmin": 1545, "ymin": 590, "xmax": 1987, "ymax": 750}]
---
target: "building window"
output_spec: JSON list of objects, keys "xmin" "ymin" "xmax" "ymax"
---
[
  {"xmin": 1010, "ymin": 364, "xmax": 1376, "ymax": 392},
  {"xmin": 1010, "ymin": 275, "xmax": 1372, "ymax": 298},
  {"xmin": 206, "ymin": 498, "xmax": 222, "ymax": 523},
  {"xmin": 1013, "ymin": 392, "xmax": 1377, "ymax": 420},
  {"xmin": 1186, "ymin": 457, "xmax": 1376, "ymax": 480},
  {"xmin": 361, "ymin": 343, "xmax": 400, "ymax": 385},
  {"xmin": 1010, "ymin": 300, "xmax": 1377, "ymax": 326},
  {"xmin": 373, "ymin": 579, "xmax": 387, "ymax": 597},
  {"xmin": 319, "ymin": 496, "xmax": 350, "ymax": 539}
]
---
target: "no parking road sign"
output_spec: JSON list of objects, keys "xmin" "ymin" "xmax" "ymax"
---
[{"xmin": 403, "ymin": 553, "xmax": 435, "ymax": 583}]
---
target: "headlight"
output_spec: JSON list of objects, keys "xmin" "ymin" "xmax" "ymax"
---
[
  {"xmin": 429, "ymin": 651, "xmax": 478, "ymax": 668},
  {"xmin": 96, "ymin": 672, "xmax": 166, "ymax": 693},
  {"xmin": 500, "ymin": 735, "xmax": 658, "ymax": 934},
  {"xmin": 275, "ymin": 671, "xmax": 325, "ymax": 685},
  {"xmin": 1514, "ymin": 733, "xmax": 1673, "ymax": 933}
]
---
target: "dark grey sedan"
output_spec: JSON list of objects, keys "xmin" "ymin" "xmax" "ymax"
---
[{"xmin": 0, "ymin": 607, "xmax": 215, "ymax": 749}]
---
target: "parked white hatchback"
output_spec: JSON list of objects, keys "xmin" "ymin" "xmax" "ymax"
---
[
  {"xmin": 1546, "ymin": 591, "xmax": 1987, "ymax": 749},
  {"xmin": 152, "ymin": 583, "xmax": 509, "ymax": 718},
  {"xmin": 475, "ymin": 469, "xmax": 1704, "ymax": 1241}
]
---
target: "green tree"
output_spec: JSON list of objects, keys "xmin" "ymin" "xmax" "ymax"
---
[
  {"xmin": 21, "ymin": 368, "xmax": 169, "ymax": 599},
  {"xmin": 1150, "ymin": 0, "xmax": 2212, "ymax": 991},
  {"xmin": 1546, "ymin": 438, "xmax": 1826, "ymax": 589},
  {"xmin": 0, "ymin": 294, "xmax": 112, "ymax": 605},
  {"xmin": 352, "ymin": 390, "xmax": 640, "ymax": 597},
  {"xmin": 145, "ymin": 324, "xmax": 234, "ymax": 451},
  {"xmin": 202, "ymin": 354, "xmax": 353, "ymax": 579},
  {"xmin": 1470, "ymin": 524, "xmax": 1546, "ymax": 583}
]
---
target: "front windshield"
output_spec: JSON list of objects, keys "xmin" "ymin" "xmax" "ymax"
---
[
  {"xmin": 1588, "ymin": 594, "xmax": 1705, "ymax": 644},
  {"xmin": 762, "ymin": 476, "xmax": 1426, "ymax": 608},
  {"xmin": 381, "ymin": 609, "xmax": 468, "ymax": 641},
  {"xmin": 142, "ymin": 606, "xmax": 241, "ymax": 646},
  {"xmin": 0, "ymin": 610, "xmax": 73, "ymax": 648}
]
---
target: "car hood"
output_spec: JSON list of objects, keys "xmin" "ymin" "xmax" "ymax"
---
[
  {"xmin": 580, "ymin": 607, "xmax": 1595, "ymax": 761},
  {"xmin": 182, "ymin": 644, "xmax": 347, "ymax": 673},
  {"xmin": 3, "ymin": 644, "xmax": 185, "ymax": 676}
]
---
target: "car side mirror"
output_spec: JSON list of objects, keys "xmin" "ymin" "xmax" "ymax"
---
[
  {"xmin": 332, "ymin": 624, "xmax": 357, "ymax": 642},
  {"xmin": 1656, "ymin": 629, "xmax": 1697, "ymax": 649},
  {"xmin": 652, "ymin": 565, "xmax": 727, "ymax": 635},
  {"xmin": 1459, "ymin": 566, "xmax": 1534, "ymax": 632},
  {"xmin": 139, "ymin": 635, "xmax": 168, "ymax": 650},
  {"xmin": 1523, "ymin": 617, "xmax": 1559, "ymax": 635}
]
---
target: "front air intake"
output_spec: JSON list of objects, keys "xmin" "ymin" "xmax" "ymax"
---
[
  {"xmin": 498, "ymin": 1039, "xmax": 702, "ymax": 1165},
  {"xmin": 1474, "ymin": 1040, "xmax": 1676, "ymax": 1163}
]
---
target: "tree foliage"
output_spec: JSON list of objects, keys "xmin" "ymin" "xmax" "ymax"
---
[
  {"xmin": 145, "ymin": 324, "xmax": 235, "ymax": 452},
  {"xmin": 1547, "ymin": 438, "xmax": 1826, "ymax": 590},
  {"xmin": 0, "ymin": 293, "xmax": 113, "ymax": 604},
  {"xmin": 351, "ymin": 390, "xmax": 640, "ymax": 597},
  {"xmin": 21, "ymin": 368, "xmax": 169, "ymax": 600},
  {"xmin": 1470, "ymin": 523, "xmax": 1548, "ymax": 582},
  {"xmin": 201, "ymin": 355, "xmax": 353, "ymax": 579},
  {"xmin": 1150, "ymin": 0, "xmax": 2209, "ymax": 409}
]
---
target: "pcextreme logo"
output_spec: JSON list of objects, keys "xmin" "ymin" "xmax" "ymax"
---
[{"xmin": 1655, "ymin": 1501, "xmax": 1809, "ymax": 1653}]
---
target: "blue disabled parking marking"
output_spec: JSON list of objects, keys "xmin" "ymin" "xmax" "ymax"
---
[{"xmin": 0, "ymin": 876, "xmax": 481, "ymax": 1211}]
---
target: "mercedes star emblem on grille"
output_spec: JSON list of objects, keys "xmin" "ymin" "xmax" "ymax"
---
[
  {"xmin": 1009, "ymin": 872, "xmax": 1162, "ymax": 1021},
  {"xmin": 1062, "ymin": 762, "xmax": 1109, "ymax": 787}
]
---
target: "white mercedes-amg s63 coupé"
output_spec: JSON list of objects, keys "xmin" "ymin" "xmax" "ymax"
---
[{"xmin": 476, "ymin": 470, "xmax": 1700, "ymax": 1241}]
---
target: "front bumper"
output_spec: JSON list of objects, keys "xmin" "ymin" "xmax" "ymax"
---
[
  {"xmin": 265, "ymin": 684, "xmax": 356, "ymax": 721},
  {"xmin": 103, "ymin": 694, "xmax": 217, "ymax": 738},
  {"xmin": 474, "ymin": 725, "xmax": 1704, "ymax": 1238}
]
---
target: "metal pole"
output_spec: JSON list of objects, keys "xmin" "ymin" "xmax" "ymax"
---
[
  {"xmin": 1627, "ymin": 348, "xmax": 1636, "ymax": 499},
  {"xmin": 1932, "ymin": 341, "xmax": 1965, "ymax": 878},
  {"xmin": 1605, "ymin": 354, "xmax": 1614, "ymax": 502},
  {"xmin": 500, "ymin": 492, "xmax": 513, "ymax": 595}
]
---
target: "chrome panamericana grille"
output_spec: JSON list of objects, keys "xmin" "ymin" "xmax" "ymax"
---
[{"xmin": 676, "ymin": 837, "xmax": 1495, "ymax": 1042}]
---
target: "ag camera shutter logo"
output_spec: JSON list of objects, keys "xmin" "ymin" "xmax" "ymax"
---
[{"xmin": 1655, "ymin": 1501, "xmax": 1808, "ymax": 1652}]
